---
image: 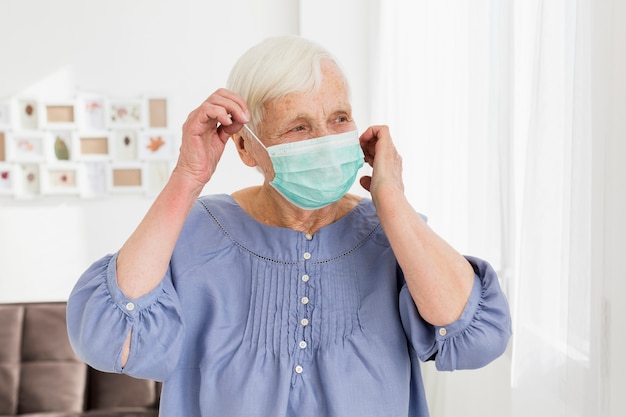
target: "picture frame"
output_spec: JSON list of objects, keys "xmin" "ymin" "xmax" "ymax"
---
[
  {"xmin": 15, "ymin": 163, "xmax": 41, "ymax": 198},
  {"xmin": 111, "ymin": 129, "xmax": 138, "ymax": 161},
  {"xmin": 137, "ymin": 130, "xmax": 176, "ymax": 161},
  {"xmin": 106, "ymin": 98, "xmax": 146, "ymax": 129},
  {"xmin": 6, "ymin": 131, "xmax": 47, "ymax": 162},
  {"xmin": 46, "ymin": 130, "xmax": 76, "ymax": 162},
  {"xmin": 80, "ymin": 161, "xmax": 108, "ymax": 198},
  {"xmin": 0, "ymin": 163, "xmax": 16, "ymax": 196},
  {"xmin": 108, "ymin": 163, "xmax": 146, "ymax": 193},
  {"xmin": 15, "ymin": 98, "xmax": 40, "ymax": 130},
  {"xmin": 0, "ymin": 100, "xmax": 12, "ymax": 130},
  {"xmin": 41, "ymin": 163, "xmax": 81, "ymax": 195},
  {"xmin": 77, "ymin": 94, "xmax": 106, "ymax": 131},
  {"xmin": 0, "ymin": 131, "xmax": 6, "ymax": 162},
  {"xmin": 40, "ymin": 100, "xmax": 77, "ymax": 129},
  {"xmin": 146, "ymin": 96, "xmax": 170, "ymax": 128},
  {"xmin": 78, "ymin": 132, "xmax": 111, "ymax": 160}
]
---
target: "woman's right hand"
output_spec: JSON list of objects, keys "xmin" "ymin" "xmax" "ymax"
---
[{"xmin": 173, "ymin": 88, "xmax": 250, "ymax": 189}]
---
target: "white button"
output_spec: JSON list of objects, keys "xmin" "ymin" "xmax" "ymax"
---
[
  {"xmin": 300, "ymin": 318, "xmax": 309, "ymax": 326},
  {"xmin": 438, "ymin": 328, "xmax": 447, "ymax": 337},
  {"xmin": 301, "ymin": 296, "xmax": 309, "ymax": 305},
  {"xmin": 301, "ymin": 274, "xmax": 310, "ymax": 282},
  {"xmin": 303, "ymin": 252, "xmax": 311, "ymax": 260},
  {"xmin": 299, "ymin": 341, "xmax": 307, "ymax": 349},
  {"xmin": 305, "ymin": 233, "xmax": 313, "ymax": 240},
  {"xmin": 125, "ymin": 302, "xmax": 135, "ymax": 311},
  {"xmin": 294, "ymin": 365, "xmax": 303, "ymax": 374}
]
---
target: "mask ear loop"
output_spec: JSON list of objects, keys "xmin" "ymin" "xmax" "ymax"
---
[{"xmin": 242, "ymin": 124, "xmax": 268, "ymax": 151}]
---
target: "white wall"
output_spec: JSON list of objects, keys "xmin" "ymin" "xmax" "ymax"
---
[{"xmin": 0, "ymin": 0, "xmax": 298, "ymax": 302}]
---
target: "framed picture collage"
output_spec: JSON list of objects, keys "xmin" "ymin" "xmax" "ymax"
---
[{"xmin": 0, "ymin": 94, "xmax": 176, "ymax": 199}]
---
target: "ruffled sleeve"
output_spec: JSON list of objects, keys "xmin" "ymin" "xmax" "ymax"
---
[
  {"xmin": 399, "ymin": 256, "xmax": 512, "ymax": 371},
  {"xmin": 66, "ymin": 252, "xmax": 184, "ymax": 381}
]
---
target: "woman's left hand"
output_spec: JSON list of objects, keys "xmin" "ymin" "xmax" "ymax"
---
[{"xmin": 359, "ymin": 125, "xmax": 405, "ymax": 203}]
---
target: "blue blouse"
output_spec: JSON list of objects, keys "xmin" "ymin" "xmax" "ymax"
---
[{"xmin": 67, "ymin": 194, "xmax": 511, "ymax": 417}]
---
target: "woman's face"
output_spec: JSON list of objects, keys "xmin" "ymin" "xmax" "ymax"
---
[
  {"xmin": 242, "ymin": 62, "xmax": 356, "ymax": 182},
  {"xmin": 249, "ymin": 61, "xmax": 357, "ymax": 179},
  {"xmin": 260, "ymin": 62, "xmax": 356, "ymax": 145}
]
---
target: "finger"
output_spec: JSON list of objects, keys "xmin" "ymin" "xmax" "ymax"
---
[
  {"xmin": 197, "ymin": 102, "xmax": 232, "ymax": 127},
  {"xmin": 360, "ymin": 176, "xmax": 372, "ymax": 192},
  {"xmin": 216, "ymin": 122, "xmax": 245, "ymax": 143},
  {"xmin": 218, "ymin": 88, "xmax": 251, "ymax": 119},
  {"xmin": 359, "ymin": 125, "xmax": 376, "ymax": 142},
  {"xmin": 220, "ymin": 120, "xmax": 245, "ymax": 137},
  {"xmin": 359, "ymin": 125, "xmax": 387, "ymax": 144},
  {"xmin": 187, "ymin": 91, "xmax": 248, "ymax": 130},
  {"xmin": 208, "ymin": 89, "xmax": 250, "ymax": 123},
  {"xmin": 359, "ymin": 129, "xmax": 378, "ymax": 165}
]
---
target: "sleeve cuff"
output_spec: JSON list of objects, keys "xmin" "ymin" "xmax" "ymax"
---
[
  {"xmin": 105, "ymin": 252, "xmax": 167, "ymax": 319},
  {"xmin": 432, "ymin": 274, "xmax": 482, "ymax": 342}
]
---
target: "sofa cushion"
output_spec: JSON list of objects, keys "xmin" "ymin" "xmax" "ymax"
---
[
  {"xmin": 83, "ymin": 408, "xmax": 158, "ymax": 417},
  {"xmin": 21, "ymin": 304, "xmax": 80, "ymax": 361},
  {"xmin": 18, "ymin": 362, "xmax": 87, "ymax": 414},
  {"xmin": 88, "ymin": 370, "xmax": 157, "ymax": 410},
  {"xmin": 0, "ymin": 365, "xmax": 20, "ymax": 415},
  {"xmin": 0, "ymin": 305, "xmax": 24, "ymax": 415},
  {"xmin": 17, "ymin": 304, "xmax": 87, "ymax": 414}
]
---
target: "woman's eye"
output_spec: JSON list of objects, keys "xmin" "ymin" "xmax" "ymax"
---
[
  {"xmin": 291, "ymin": 125, "xmax": 306, "ymax": 132},
  {"xmin": 336, "ymin": 116, "xmax": 349, "ymax": 123}
]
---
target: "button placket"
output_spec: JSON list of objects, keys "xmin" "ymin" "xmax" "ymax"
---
[{"xmin": 294, "ymin": 232, "xmax": 313, "ymax": 376}]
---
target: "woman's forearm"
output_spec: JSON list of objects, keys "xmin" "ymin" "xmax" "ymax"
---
[
  {"xmin": 374, "ymin": 185, "xmax": 475, "ymax": 326},
  {"xmin": 116, "ymin": 171, "xmax": 204, "ymax": 299}
]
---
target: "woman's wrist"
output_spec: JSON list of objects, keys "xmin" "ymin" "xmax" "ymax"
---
[{"xmin": 167, "ymin": 168, "xmax": 207, "ymax": 201}]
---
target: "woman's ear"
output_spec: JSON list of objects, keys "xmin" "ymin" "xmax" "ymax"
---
[{"xmin": 231, "ymin": 134, "xmax": 258, "ymax": 167}]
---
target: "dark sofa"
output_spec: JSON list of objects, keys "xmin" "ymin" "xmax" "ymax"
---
[{"xmin": 0, "ymin": 302, "xmax": 161, "ymax": 417}]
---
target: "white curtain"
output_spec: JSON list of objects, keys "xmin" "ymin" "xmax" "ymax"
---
[
  {"xmin": 510, "ymin": 0, "xmax": 595, "ymax": 415},
  {"xmin": 372, "ymin": 0, "xmax": 511, "ymax": 275},
  {"xmin": 373, "ymin": 0, "xmax": 596, "ymax": 416}
]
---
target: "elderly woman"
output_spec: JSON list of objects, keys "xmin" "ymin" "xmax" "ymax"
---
[{"xmin": 67, "ymin": 36, "xmax": 511, "ymax": 417}]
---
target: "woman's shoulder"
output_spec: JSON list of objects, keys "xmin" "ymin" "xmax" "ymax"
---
[
  {"xmin": 173, "ymin": 194, "xmax": 239, "ymax": 251},
  {"xmin": 195, "ymin": 193, "xmax": 242, "ymax": 217}
]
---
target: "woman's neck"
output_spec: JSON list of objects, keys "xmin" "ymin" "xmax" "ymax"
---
[{"xmin": 231, "ymin": 185, "xmax": 360, "ymax": 234}]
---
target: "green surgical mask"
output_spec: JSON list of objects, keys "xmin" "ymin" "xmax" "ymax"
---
[{"xmin": 243, "ymin": 125, "xmax": 364, "ymax": 210}]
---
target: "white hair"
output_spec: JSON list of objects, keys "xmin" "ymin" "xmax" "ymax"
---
[{"xmin": 226, "ymin": 35, "xmax": 349, "ymax": 134}]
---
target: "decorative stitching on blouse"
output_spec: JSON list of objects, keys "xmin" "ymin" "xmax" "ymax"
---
[
  {"xmin": 311, "ymin": 224, "xmax": 381, "ymax": 265},
  {"xmin": 199, "ymin": 199, "xmax": 296, "ymax": 265},
  {"xmin": 199, "ymin": 198, "xmax": 381, "ymax": 264}
]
